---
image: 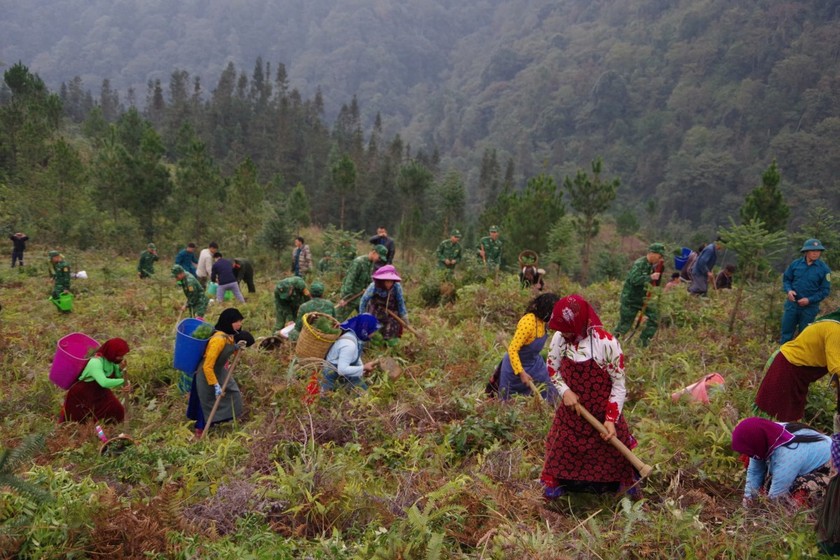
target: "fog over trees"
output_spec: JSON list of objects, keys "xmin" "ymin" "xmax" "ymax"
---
[{"xmin": 2, "ymin": 0, "xmax": 840, "ymax": 254}]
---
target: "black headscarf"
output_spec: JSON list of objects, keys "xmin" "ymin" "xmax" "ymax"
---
[{"xmin": 215, "ymin": 308, "xmax": 244, "ymax": 335}]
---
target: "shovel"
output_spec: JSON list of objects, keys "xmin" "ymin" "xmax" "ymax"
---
[
  {"xmin": 524, "ymin": 378, "xmax": 653, "ymax": 478},
  {"xmin": 200, "ymin": 341, "xmax": 247, "ymax": 438},
  {"xmin": 385, "ymin": 309, "xmax": 426, "ymax": 342},
  {"xmin": 372, "ymin": 356, "xmax": 402, "ymax": 379},
  {"xmin": 172, "ymin": 307, "xmax": 185, "ymax": 335}
]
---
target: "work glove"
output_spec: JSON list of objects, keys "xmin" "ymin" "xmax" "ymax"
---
[{"xmin": 214, "ymin": 383, "xmax": 222, "ymax": 397}]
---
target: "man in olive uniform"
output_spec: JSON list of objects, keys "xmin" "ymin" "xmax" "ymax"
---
[
  {"xmin": 436, "ymin": 230, "xmax": 463, "ymax": 272},
  {"xmin": 172, "ymin": 264, "xmax": 208, "ymax": 319},
  {"xmin": 233, "ymin": 258, "xmax": 256, "ymax": 293},
  {"xmin": 137, "ymin": 243, "xmax": 159, "ymax": 278},
  {"xmin": 274, "ymin": 275, "xmax": 311, "ymax": 332},
  {"xmin": 477, "ymin": 226, "xmax": 503, "ymax": 271},
  {"xmin": 289, "ymin": 281, "xmax": 336, "ymax": 341},
  {"xmin": 49, "ymin": 250, "xmax": 71, "ymax": 299},
  {"xmin": 613, "ymin": 243, "xmax": 665, "ymax": 347},
  {"xmin": 336, "ymin": 245, "xmax": 386, "ymax": 321}
]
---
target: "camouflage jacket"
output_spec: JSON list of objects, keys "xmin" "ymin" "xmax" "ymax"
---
[{"xmin": 436, "ymin": 240, "xmax": 462, "ymax": 268}]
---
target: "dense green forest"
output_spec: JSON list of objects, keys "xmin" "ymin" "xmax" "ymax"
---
[{"xmin": 1, "ymin": 0, "xmax": 839, "ymax": 264}]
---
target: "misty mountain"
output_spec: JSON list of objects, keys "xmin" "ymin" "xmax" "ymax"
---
[{"xmin": 3, "ymin": 0, "xmax": 840, "ymax": 234}]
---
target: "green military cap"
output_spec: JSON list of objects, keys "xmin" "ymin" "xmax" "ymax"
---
[
  {"xmin": 648, "ymin": 243, "xmax": 666, "ymax": 256},
  {"xmin": 451, "ymin": 229, "xmax": 462, "ymax": 238},
  {"xmin": 373, "ymin": 245, "xmax": 388, "ymax": 259},
  {"xmin": 310, "ymin": 281, "xmax": 325, "ymax": 297},
  {"xmin": 801, "ymin": 238, "xmax": 825, "ymax": 252},
  {"xmin": 147, "ymin": 243, "xmax": 156, "ymax": 250},
  {"xmin": 489, "ymin": 226, "xmax": 499, "ymax": 233},
  {"xmin": 48, "ymin": 250, "xmax": 60, "ymax": 258},
  {"xmin": 171, "ymin": 264, "xmax": 185, "ymax": 277}
]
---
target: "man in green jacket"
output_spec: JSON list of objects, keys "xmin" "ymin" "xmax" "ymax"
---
[
  {"xmin": 289, "ymin": 281, "xmax": 336, "ymax": 341},
  {"xmin": 436, "ymin": 230, "xmax": 463, "ymax": 272},
  {"xmin": 274, "ymin": 275, "xmax": 311, "ymax": 332},
  {"xmin": 137, "ymin": 243, "xmax": 159, "ymax": 278},
  {"xmin": 477, "ymin": 225, "xmax": 502, "ymax": 271},
  {"xmin": 614, "ymin": 243, "xmax": 665, "ymax": 347},
  {"xmin": 172, "ymin": 264, "xmax": 209, "ymax": 319},
  {"xmin": 49, "ymin": 250, "xmax": 71, "ymax": 299},
  {"xmin": 336, "ymin": 245, "xmax": 386, "ymax": 321}
]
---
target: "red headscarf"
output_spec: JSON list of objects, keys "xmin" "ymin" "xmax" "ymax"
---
[
  {"xmin": 97, "ymin": 338, "xmax": 130, "ymax": 363},
  {"xmin": 548, "ymin": 294, "xmax": 604, "ymax": 344}
]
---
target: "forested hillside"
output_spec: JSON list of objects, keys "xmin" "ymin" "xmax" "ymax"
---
[{"xmin": 1, "ymin": 0, "xmax": 839, "ymax": 256}]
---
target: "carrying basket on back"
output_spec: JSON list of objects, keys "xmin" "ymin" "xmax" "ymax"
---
[
  {"xmin": 295, "ymin": 312, "xmax": 341, "ymax": 360},
  {"xmin": 518, "ymin": 250, "xmax": 539, "ymax": 267}
]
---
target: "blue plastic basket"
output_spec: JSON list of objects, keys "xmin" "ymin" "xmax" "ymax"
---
[{"xmin": 173, "ymin": 318, "xmax": 211, "ymax": 374}]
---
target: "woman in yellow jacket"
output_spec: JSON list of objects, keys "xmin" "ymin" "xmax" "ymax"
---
[
  {"xmin": 755, "ymin": 310, "xmax": 840, "ymax": 421},
  {"xmin": 187, "ymin": 308, "xmax": 248, "ymax": 436}
]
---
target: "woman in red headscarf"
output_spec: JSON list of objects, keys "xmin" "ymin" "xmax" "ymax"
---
[
  {"xmin": 541, "ymin": 294, "xmax": 639, "ymax": 498},
  {"xmin": 61, "ymin": 338, "xmax": 130, "ymax": 424}
]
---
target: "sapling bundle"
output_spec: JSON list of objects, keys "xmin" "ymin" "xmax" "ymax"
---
[
  {"xmin": 311, "ymin": 315, "xmax": 340, "ymax": 335},
  {"xmin": 192, "ymin": 324, "xmax": 214, "ymax": 340}
]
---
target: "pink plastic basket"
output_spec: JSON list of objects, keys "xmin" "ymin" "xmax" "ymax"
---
[{"xmin": 49, "ymin": 333, "xmax": 99, "ymax": 389}]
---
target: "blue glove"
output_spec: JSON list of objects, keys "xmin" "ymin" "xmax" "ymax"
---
[{"xmin": 214, "ymin": 383, "xmax": 222, "ymax": 397}]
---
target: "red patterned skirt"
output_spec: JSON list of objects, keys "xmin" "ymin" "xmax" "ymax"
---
[
  {"xmin": 61, "ymin": 381, "xmax": 125, "ymax": 424},
  {"xmin": 754, "ymin": 350, "xmax": 828, "ymax": 422},
  {"xmin": 541, "ymin": 357, "xmax": 637, "ymax": 492}
]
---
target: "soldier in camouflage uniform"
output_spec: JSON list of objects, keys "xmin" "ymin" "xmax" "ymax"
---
[
  {"xmin": 335, "ymin": 245, "xmax": 386, "ymax": 321},
  {"xmin": 613, "ymin": 243, "xmax": 665, "ymax": 347},
  {"xmin": 289, "ymin": 281, "xmax": 336, "ymax": 341},
  {"xmin": 477, "ymin": 226, "xmax": 503, "ymax": 271},
  {"xmin": 436, "ymin": 230, "xmax": 463, "ymax": 272},
  {"xmin": 274, "ymin": 275, "xmax": 310, "ymax": 331},
  {"xmin": 137, "ymin": 243, "xmax": 159, "ymax": 278},
  {"xmin": 48, "ymin": 250, "xmax": 71, "ymax": 299},
  {"xmin": 172, "ymin": 264, "xmax": 208, "ymax": 319}
]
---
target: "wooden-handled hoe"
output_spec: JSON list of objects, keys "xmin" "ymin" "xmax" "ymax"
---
[{"xmin": 524, "ymin": 378, "xmax": 653, "ymax": 478}]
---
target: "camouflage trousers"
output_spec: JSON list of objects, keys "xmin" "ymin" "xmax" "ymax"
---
[{"xmin": 614, "ymin": 300, "xmax": 658, "ymax": 346}]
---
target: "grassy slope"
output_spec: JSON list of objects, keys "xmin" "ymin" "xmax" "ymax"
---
[{"xmin": 1, "ymin": 245, "xmax": 838, "ymax": 559}]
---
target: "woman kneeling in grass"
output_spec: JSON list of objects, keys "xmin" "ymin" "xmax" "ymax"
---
[
  {"xmin": 732, "ymin": 417, "xmax": 831, "ymax": 507},
  {"xmin": 61, "ymin": 338, "xmax": 130, "ymax": 424},
  {"xmin": 321, "ymin": 314, "xmax": 381, "ymax": 393},
  {"xmin": 497, "ymin": 292, "xmax": 560, "ymax": 403}
]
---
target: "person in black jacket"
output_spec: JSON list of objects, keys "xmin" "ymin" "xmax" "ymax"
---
[
  {"xmin": 233, "ymin": 258, "xmax": 256, "ymax": 293},
  {"xmin": 9, "ymin": 232, "xmax": 28, "ymax": 267},
  {"xmin": 369, "ymin": 226, "xmax": 395, "ymax": 270},
  {"xmin": 211, "ymin": 253, "xmax": 245, "ymax": 303}
]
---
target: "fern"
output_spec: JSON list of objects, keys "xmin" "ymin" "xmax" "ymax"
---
[{"xmin": 0, "ymin": 434, "xmax": 51, "ymax": 504}]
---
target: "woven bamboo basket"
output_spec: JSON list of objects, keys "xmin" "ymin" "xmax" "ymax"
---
[
  {"xmin": 295, "ymin": 312, "xmax": 341, "ymax": 359},
  {"xmin": 518, "ymin": 250, "xmax": 539, "ymax": 267}
]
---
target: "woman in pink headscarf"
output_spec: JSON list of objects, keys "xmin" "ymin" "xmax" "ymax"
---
[
  {"xmin": 358, "ymin": 264, "xmax": 407, "ymax": 347},
  {"xmin": 541, "ymin": 294, "xmax": 639, "ymax": 498},
  {"xmin": 61, "ymin": 338, "xmax": 130, "ymax": 424},
  {"xmin": 732, "ymin": 417, "xmax": 830, "ymax": 506}
]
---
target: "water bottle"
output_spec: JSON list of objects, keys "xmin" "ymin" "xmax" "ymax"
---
[{"xmin": 95, "ymin": 424, "xmax": 108, "ymax": 443}]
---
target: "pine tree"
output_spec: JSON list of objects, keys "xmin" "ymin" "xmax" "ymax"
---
[
  {"xmin": 740, "ymin": 160, "xmax": 789, "ymax": 233},
  {"xmin": 502, "ymin": 173, "xmax": 564, "ymax": 257},
  {"xmin": 563, "ymin": 157, "xmax": 619, "ymax": 283}
]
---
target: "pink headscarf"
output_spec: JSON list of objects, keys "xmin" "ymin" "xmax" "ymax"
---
[
  {"xmin": 548, "ymin": 294, "xmax": 604, "ymax": 344},
  {"xmin": 731, "ymin": 417, "xmax": 794, "ymax": 461}
]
